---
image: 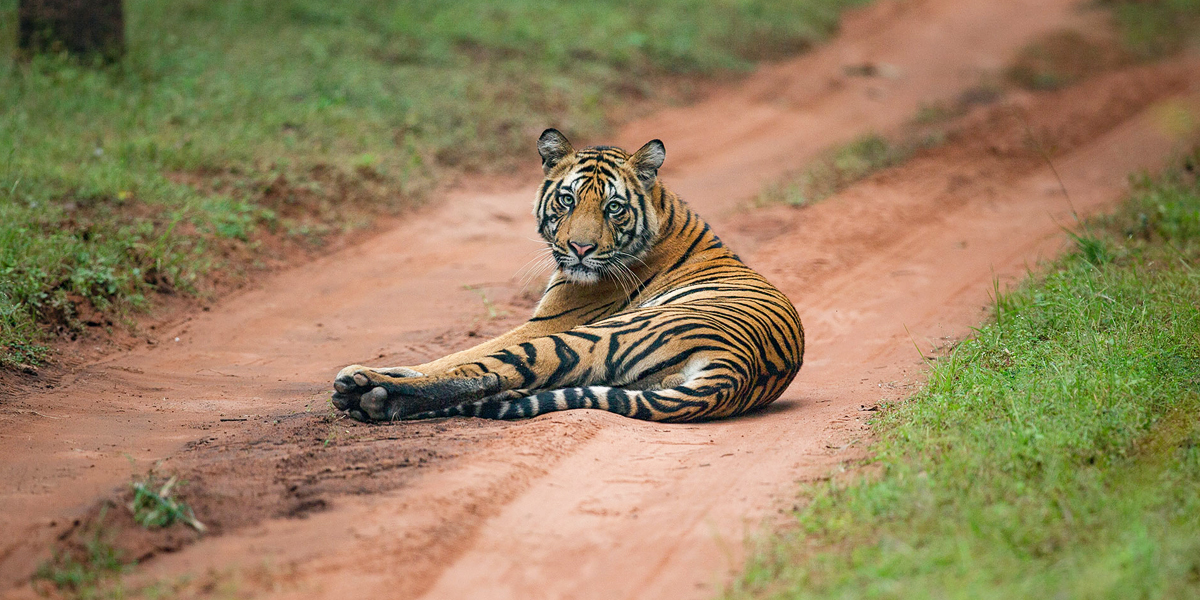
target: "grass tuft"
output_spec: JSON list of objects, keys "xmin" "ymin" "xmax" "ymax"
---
[
  {"xmin": 129, "ymin": 473, "xmax": 206, "ymax": 532},
  {"xmin": 728, "ymin": 150, "xmax": 1200, "ymax": 599},
  {"xmin": 1099, "ymin": 0, "xmax": 1200, "ymax": 59},
  {"xmin": 32, "ymin": 506, "xmax": 131, "ymax": 599}
]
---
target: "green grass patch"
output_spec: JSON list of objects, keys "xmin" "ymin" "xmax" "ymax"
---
[
  {"xmin": 30, "ymin": 473, "xmax": 206, "ymax": 598},
  {"xmin": 33, "ymin": 507, "xmax": 132, "ymax": 599},
  {"xmin": 1101, "ymin": 0, "xmax": 1200, "ymax": 59},
  {"xmin": 1007, "ymin": 1, "xmax": 1200, "ymax": 92},
  {"xmin": 757, "ymin": 133, "xmax": 940, "ymax": 207},
  {"xmin": 0, "ymin": 0, "xmax": 871, "ymax": 367},
  {"xmin": 129, "ymin": 474, "xmax": 206, "ymax": 532},
  {"xmin": 727, "ymin": 151, "xmax": 1200, "ymax": 599}
]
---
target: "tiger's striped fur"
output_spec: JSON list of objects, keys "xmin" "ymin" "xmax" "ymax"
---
[{"xmin": 331, "ymin": 129, "xmax": 804, "ymax": 422}]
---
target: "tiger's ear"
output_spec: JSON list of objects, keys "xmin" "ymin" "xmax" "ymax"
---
[
  {"xmin": 629, "ymin": 139, "xmax": 666, "ymax": 190},
  {"xmin": 538, "ymin": 128, "xmax": 575, "ymax": 174}
]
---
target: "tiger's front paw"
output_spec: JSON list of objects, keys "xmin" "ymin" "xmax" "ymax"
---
[
  {"xmin": 331, "ymin": 365, "xmax": 372, "ymax": 421},
  {"xmin": 332, "ymin": 365, "xmax": 422, "ymax": 422}
]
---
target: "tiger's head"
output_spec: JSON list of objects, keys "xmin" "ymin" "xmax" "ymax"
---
[{"xmin": 534, "ymin": 128, "xmax": 666, "ymax": 284}]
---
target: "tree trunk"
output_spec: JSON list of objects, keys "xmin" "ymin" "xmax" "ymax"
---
[{"xmin": 18, "ymin": 0, "xmax": 124, "ymax": 61}]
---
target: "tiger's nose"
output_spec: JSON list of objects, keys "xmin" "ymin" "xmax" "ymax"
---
[{"xmin": 569, "ymin": 241, "xmax": 596, "ymax": 258}]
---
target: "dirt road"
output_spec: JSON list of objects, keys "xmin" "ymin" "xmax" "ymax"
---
[{"xmin": 2, "ymin": 0, "xmax": 1199, "ymax": 597}]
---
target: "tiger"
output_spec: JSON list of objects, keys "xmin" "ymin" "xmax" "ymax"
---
[{"xmin": 331, "ymin": 129, "xmax": 804, "ymax": 423}]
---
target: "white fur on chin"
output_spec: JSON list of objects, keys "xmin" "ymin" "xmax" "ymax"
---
[{"xmin": 562, "ymin": 266, "xmax": 601, "ymax": 284}]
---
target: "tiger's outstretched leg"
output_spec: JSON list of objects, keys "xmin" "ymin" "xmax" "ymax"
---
[
  {"xmin": 331, "ymin": 313, "xmax": 780, "ymax": 422},
  {"xmin": 330, "ymin": 318, "xmax": 597, "ymax": 418},
  {"xmin": 407, "ymin": 354, "xmax": 794, "ymax": 422}
]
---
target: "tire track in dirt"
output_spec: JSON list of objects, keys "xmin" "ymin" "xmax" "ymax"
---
[{"xmin": 2, "ymin": 0, "xmax": 1198, "ymax": 597}]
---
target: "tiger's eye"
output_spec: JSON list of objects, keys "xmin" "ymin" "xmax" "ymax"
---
[
  {"xmin": 606, "ymin": 200, "xmax": 623, "ymax": 215},
  {"xmin": 559, "ymin": 193, "xmax": 575, "ymax": 207}
]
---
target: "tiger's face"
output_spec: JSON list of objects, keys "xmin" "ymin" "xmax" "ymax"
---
[{"xmin": 534, "ymin": 129, "xmax": 666, "ymax": 284}]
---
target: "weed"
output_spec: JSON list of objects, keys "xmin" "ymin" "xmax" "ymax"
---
[
  {"xmin": 1068, "ymin": 229, "xmax": 1114, "ymax": 266},
  {"xmin": 912, "ymin": 101, "xmax": 963, "ymax": 126},
  {"xmin": 32, "ymin": 506, "xmax": 131, "ymax": 598},
  {"xmin": 912, "ymin": 81, "xmax": 1005, "ymax": 126},
  {"xmin": 0, "ymin": 338, "xmax": 48, "ymax": 368},
  {"xmin": 465, "ymin": 284, "xmax": 508, "ymax": 320},
  {"xmin": 321, "ymin": 398, "xmax": 350, "ymax": 446},
  {"xmin": 129, "ymin": 473, "xmax": 206, "ymax": 532}
]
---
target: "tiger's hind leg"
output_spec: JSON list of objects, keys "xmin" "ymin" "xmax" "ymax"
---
[
  {"xmin": 333, "ymin": 350, "xmax": 713, "ymax": 423},
  {"xmin": 405, "ymin": 360, "xmax": 769, "ymax": 422},
  {"xmin": 331, "ymin": 321, "xmax": 632, "ymax": 421},
  {"xmin": 332, "ymin": 313, "xmax": 779, "ymax": 422}
]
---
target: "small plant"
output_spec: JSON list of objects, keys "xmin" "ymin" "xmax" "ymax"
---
[
  {"xmin": 912, "ymin": 101, "xmax": 962, "ymax": 125},
  {"xmin": 32, "ymin": 506, "xmax": 130, "ymax": 598},
  {"xmin": 1067, "ymin": 230, "xmax": 1113, "ymax": 266},
  {"xmin": 464, "ymin": 284, "xmax": 508, "ymax": 320},
  {"xmin": 322, "ymin": 402, "xmax": 349, "ymax": 446},
  {"xmin": 129, "ymin": 474, "xmax": 206, "ymax": 532},
  {"xmin": 0, "ymin": 340, "xmax": 49, "ymax": 369}
]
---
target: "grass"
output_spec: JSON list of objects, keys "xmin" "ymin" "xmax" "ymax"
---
[
  {"xmin": 757, "ymin": 133, "xmax": 940, "ymax": 207},
  {"xmin": 129, "ymin": 474, "xmax": 206, "ymax": 532},
  {"xmin": 1007, "ymin": 1, "xmax": 1200, "ymax": 91},
  {"xmin": 725, "ymin": 151, "xmax": 1200, "ymax": 599},
  {"xmin": 33, "ymin": 507, "xmax": 132, "ymax": 599},
  {"xmin": 32, "ymin": 474, "xmax": 205, "ymax": 599},
  {"xmin": 0, "ymin": 0, "xmax": 871, "ymax": 368},
  {"xmin": 1101, "ymin": 0, "xmax": 1200, "ymax": 59}
]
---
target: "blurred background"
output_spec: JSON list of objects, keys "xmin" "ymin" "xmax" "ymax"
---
[
  {"xmin": 0, "ymin": 0, "xmax": 1198, "ymax": 369},
  {"xmin": 0, "ymin": 0, "xmax": 871, "ymax": 368}
]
